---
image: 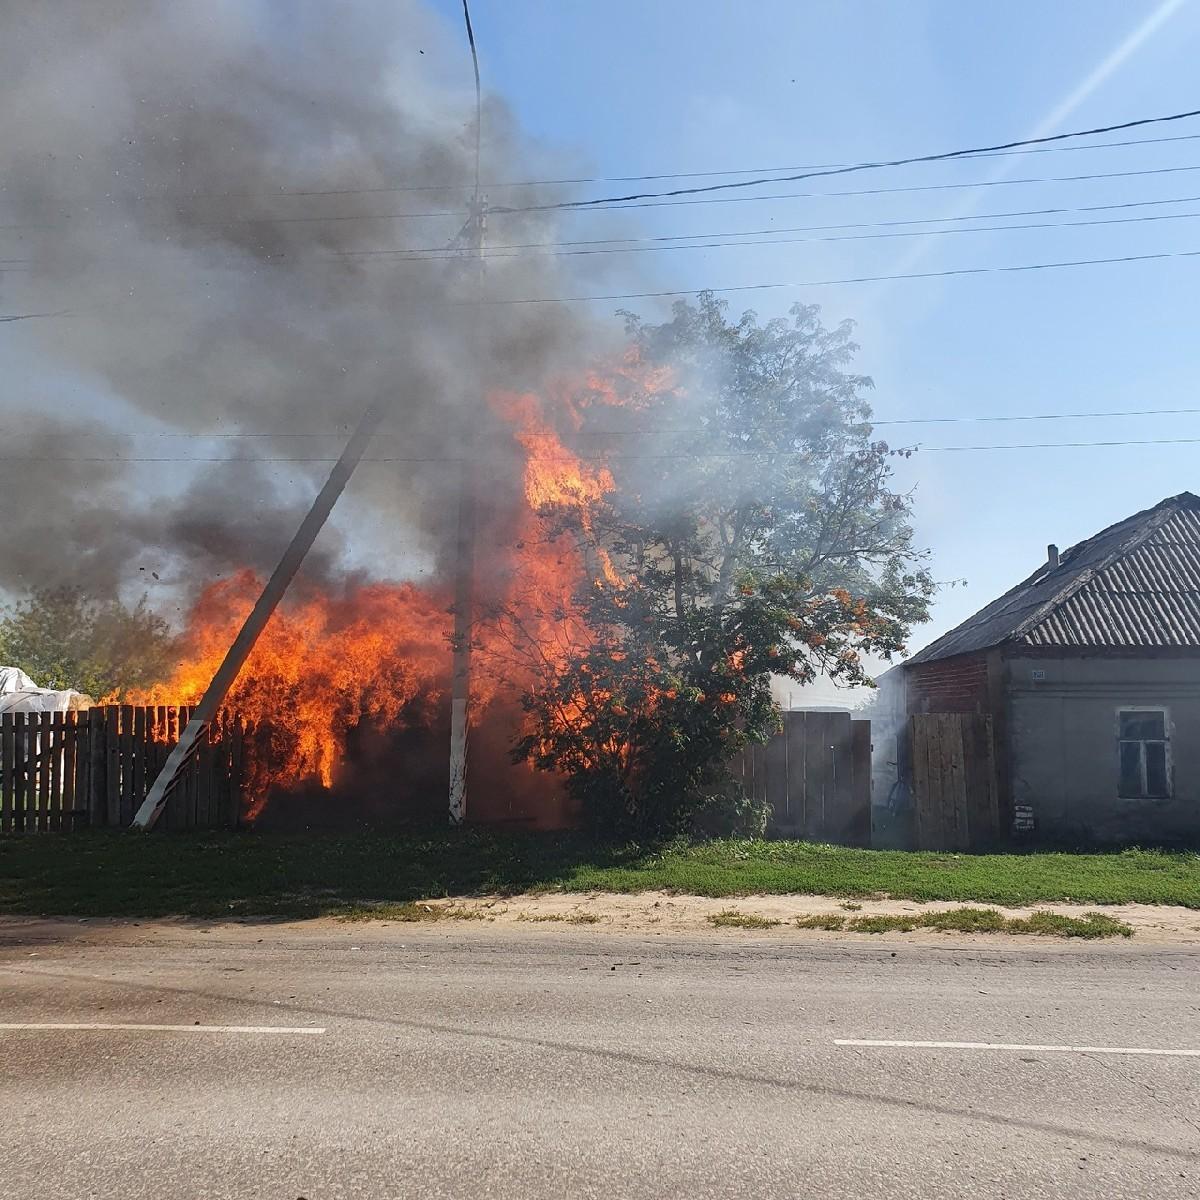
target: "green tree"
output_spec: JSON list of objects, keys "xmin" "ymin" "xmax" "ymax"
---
[
  {"xmin": 506, "ymin": 292, "xmax": 933, "ymax": 841},
  {"xmin": 0, "ymin": 587, "xmax": 174, "ymax": 699}
]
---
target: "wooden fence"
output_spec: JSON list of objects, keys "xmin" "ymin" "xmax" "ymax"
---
[
  {"xmin": 908, "ymin": 712, "xmax": 999, "ymax": 851},
  {"xmin": 732, "ymin": 711, "xmax": 871, "ymax": 845},
  {"xmin": 0, "ymin": 705, "xmax": 246, "ymax": 832}
]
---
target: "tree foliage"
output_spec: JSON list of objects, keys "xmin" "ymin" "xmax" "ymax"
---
[
  {"xmin": 507, "ymin": 293, "xmax": 934, "ymax": 841},
  {"xmin": 0, "ymin": 587, "xmax": 174, "ymax": 698}
]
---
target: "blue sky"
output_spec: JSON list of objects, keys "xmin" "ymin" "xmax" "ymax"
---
[{"xmin": 428, "ymin": 0, "xmax": 1200, "ymax": 651}]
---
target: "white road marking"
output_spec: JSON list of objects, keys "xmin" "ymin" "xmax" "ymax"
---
[
  {"xmin": 835, "ymin": 1039, "xmax": 1200, "ymax": 1058},
  {"xmin": 0, "ymin": 1022, "xmax": 325, "ymax": 1035}
]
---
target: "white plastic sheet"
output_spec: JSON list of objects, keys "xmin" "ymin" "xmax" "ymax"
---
[{"xmin": 0, "ymin": 666, "xmax": 91, "ymax": 714}]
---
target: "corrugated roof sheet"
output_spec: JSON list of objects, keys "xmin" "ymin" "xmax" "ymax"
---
[{"xmin": 906, "ymin": 492, "xmax": 1200, "ymax": 664}]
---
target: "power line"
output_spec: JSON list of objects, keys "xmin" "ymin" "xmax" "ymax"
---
[
  {"xmin": 18, "ymin": 199, "xmax": 1200, "ymax": 277},
  {"xmin": 5, "ymin": 246, "xmax": 1200, "ymax": 325},
  {"xmin": 922, "ymin": 436, "xmax": 1200, "ymax": 452},
  {"xmin": 877, "ymin": 405, "xmax": 1200, "ymax": 427},
  {"xmin": 338, "ymin": 192, "xmax": 1200, "ymax": 256},
  {"xmin": 491, "ymin": 107, "xmax": 1200, "ymax": 214},
  {"xmin": 4, "ymin": 435, "xmax": 1199, "ymax": 464},
  {"xmin": 5, "ymin": 245, "xmax": 1200, "ymax": 327},
  {"xmin": 342, "ymin": 206, "xmax": 1200, "ymax": 264},
  {"xmin": 579, "ymin": 406, "xmax": 1200, "ymax": 434},
  {"xmin": 0, "ymin": 310, "xmax": 70, "ymax": 323},
  {"xmin": 6, "ymin": 404, "xmax": 1193, "ymax": 441},
  {"xmin": 472, "ymin": 247, "xmax": 1200, "ymax": 305},
  {"xmin": 7, "ymin": 163, "xmax": 1200, "ymax": 235},
  {"xmin": 548, "ymin": 163, "xmax": 1200, "ymax": 213},
  {"xmin": 54, "ymin": 130, "xmax": 1200, "ymax": 203}
]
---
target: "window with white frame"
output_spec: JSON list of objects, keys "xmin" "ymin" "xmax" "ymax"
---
[{"xmin": 1117, "ymin": 708, "xmax": 1171, "ymax": 799}]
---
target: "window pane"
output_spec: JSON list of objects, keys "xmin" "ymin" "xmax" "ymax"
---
[
  {"xmin": 1145, "ymin": 742, "xmax": 1169, "ymax": 798},
  {"xmin": 1120, "ymin": 710, "xmax": 1165, "ymax": 740},
  {"xmin": 1119, "ymin": 741, "xmax": 1143, "ymax": 797}
]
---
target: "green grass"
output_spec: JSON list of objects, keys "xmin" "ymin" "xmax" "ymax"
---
[
  {"xmin": 0, "ymin": 829, "xmax": 1196, "ymax": 919},
  {"xmin": 516, "ymin": 911, "xmax": 601, "ymax": 924},
  {"xmin": 338, "ymin": 901, "xmax": 486, "ymax": 923},
  {"xmin": 709, "ymin": 909, "xmax": 780, "ymax": 929},
  {"xmin": 793, "ymin": 913, "xmax": 847, "ymax": 930},
  {"xmin": 717, "ymin": 906, "xmax": 1132, "ymax": 938},
  {"xmin": 795, "ymin": 907, "xmax": 1133, "ymax": 938}
]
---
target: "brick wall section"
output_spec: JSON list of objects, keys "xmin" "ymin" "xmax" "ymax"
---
[{"xmin": 905, "ymin": 652, "xmax": 990, "ymax": 715}]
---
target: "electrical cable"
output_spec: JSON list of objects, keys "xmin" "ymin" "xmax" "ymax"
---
[
  {"xmin": 490, "ymin": 107, "xmax": 1200, "ymax": 214},
  {"xmin": 4, "ymin": 434, "xmax": 1199, "ymax": 463},
  {"xmin": 336, "ymin": 192, "xmax": 1200, "ymax": 256},
  {"xmin": 471, "ymin": 247, "xmax": 1200, "ymax": 305},
  {"xmin": 65, "ymin": 130, "xmax": 1200, "ymax": 201},
  {"xmin": 342, "ymin": 206, "xmax": 1200, "ymax": 263},
  {"xmin": 5, "ymin": 404, "xmax": 1194, "ymax": 439},
  {"xmin": 7, "ymin": 163, "xmax": 1200, "ymax": 233}
]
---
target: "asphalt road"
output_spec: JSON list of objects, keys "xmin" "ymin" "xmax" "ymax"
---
[{"xmin": 2, "ymin": 922, "xmax": 1198, "ymax": 1199}]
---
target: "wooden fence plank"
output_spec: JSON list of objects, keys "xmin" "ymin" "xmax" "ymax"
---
[
  {"xmin": 62, "ymin": 712, "xmax": 78, "ymax": 832},
  {"xmin": 1, "ymin": 713, "xmax": 13, "ymax": 833},
  {"xmin": 764, "ymin": 721, "xmax": 788, "ymax": 828},
  {"xmin": 77, "ymin": 711, "xmax": 91, "ymax": 825},
  {"xmin": 131, "ymin": 706, "xmax": 147, "ymax": 823},
  {"xmin": 13, "ymin": 713, "xmax": 27, "ymax": 832},
  {"xmin": 801, "ymin": 714, "xmax": 826, "ymax": 842},
  {"xmin": 22, "ymin": 712, "xmax": 36, "ymax": 831},
  {"xmin": 44, "ymin": 711, "xmax": 59, "ymax": 832},
  {"xmin": 828, "ymin": 713, "xmax": 853, "ymax": 843},
  {"xmin": 937, "ymin": 715, "xmax": 956, "ymax": 851},
  {"xmin": 931, "ymin": 715, "xmax": 950, "ymax": 850},
  {"xmin": 87, "ymin": 709, "xmax": 105, "ymax": 826},
  {"xmin": 163, "ymin": 708, "xmax": 179, "ymax": 830},
  {"xmin": 910, "ymin": 716, "xmax": 928, "ymax": 848},
  {"xmin": 105, "ymin": 707, "xmax": 120, "ymax": 826},
  {"xmin": 196, "ymin": 724, "xmax": 211, "ymax": 830},
  {"xmin": 950, "ymin": 715, "xmax": 970, "ymax": 852},
  {"xmin": 784, "ymin": 712, "xmax": 807, "ymax": 834},
  {"xmin": 230, "ymin": 718, "xmax": 244, "ymax": 828},
  {"xmin": 118, "ymin": 705, "xmax": 135, "ymax": 825},
  {"xmin": 182, "ymin": 706, "xmax": 197, "ymax": 830},
  {"xmin": 931, "ymin": 715, "xmax": 948, "ymax": 850},
  {"xmin": 848, "ymin": 720, "xmax": 872, "ymax": 847}
]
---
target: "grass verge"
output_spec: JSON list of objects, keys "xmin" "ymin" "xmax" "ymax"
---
[
  {"xmin": 784, "ymin": 907, "xmax": 1133, "ymax": 938},
  {"xmin": 0, "ymin": 829, "xmax": 1196, "ymax": 919},
  {"xmin": 710, "ymin": 909, "xmax": 781, "ymax": 929}
]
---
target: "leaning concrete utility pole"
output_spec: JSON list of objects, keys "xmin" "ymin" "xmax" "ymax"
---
[{"xmin": 131, "ymin": 397, "xmax": 390, "ymax": 830}]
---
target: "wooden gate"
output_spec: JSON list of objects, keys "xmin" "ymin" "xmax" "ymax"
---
[
  {"xmin": 908, "ymin": 713, "xmax": 999, "ymax": 851},
  {"xmin": 0, "ymin": 705, "xmax": 246, "ymax": 832},
  {"xmin": 732, "ymin": 711, "xmax": 871, "ymax": 845}
]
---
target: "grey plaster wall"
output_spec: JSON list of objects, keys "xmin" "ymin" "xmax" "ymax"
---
[{"xmin": 1006, "ymin": 655, "xmax": 1200, "ymax": 844}]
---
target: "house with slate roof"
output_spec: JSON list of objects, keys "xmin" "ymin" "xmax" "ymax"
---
[{"xmin": 887, "ymin": 491, "xmax": 1200, "ymax": 845}]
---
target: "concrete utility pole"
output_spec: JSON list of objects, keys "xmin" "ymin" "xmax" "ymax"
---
[
  {"xmin": 131, "ymin": 397, "xmax": 390, "ymax": 830},
  {"xmin": 448, "ymin": 0, "xmax": 485, "ymax": 826},
  {"xmin": 447, "ymin": 194, "xmax": 486, "ymax": 826}
]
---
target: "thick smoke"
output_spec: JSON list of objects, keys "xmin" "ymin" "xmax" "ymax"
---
[{"xmin": 0, "ymin": 0, "xmax": 611, "ymax": 602}]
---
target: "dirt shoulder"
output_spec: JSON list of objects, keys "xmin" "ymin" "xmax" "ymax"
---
[
  {"xmin": 425, "ymin": 890, "xmax": 1200, "ymax": 942},
  {"xmin": 3, "ymin": 890, "xmax": 1199, "ymax": 946}
]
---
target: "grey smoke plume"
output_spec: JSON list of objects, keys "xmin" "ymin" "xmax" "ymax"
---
[{"xmin": 0, "ymin": 0, "xmax": 613, "ymax": 602}]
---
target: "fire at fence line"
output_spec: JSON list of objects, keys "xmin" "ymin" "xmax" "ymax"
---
[{"xmin": 0, "ymin": 706, "xmax": 246, "ymax": 833}]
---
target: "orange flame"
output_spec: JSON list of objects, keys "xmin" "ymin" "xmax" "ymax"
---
[{"xmin": 130, "ymin": 355, "xmax": 670, "ymax": 821}]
